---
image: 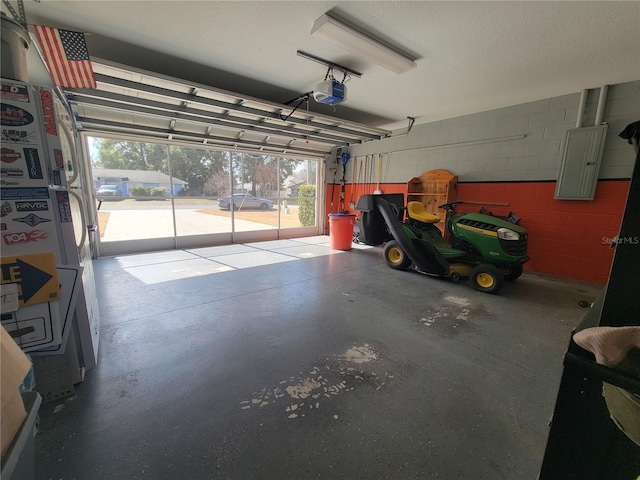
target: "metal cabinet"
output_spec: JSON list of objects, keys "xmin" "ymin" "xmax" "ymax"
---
[{"xmin": 555, "ymin": 125, "xmax": 608, "ymax": 200}]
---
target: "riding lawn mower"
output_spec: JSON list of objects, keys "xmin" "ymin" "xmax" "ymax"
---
[{"xmin": 354, "ymin": 194, "xmax": 529, "ymax": 294}]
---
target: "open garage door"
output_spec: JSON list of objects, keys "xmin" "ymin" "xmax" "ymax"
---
[
  {"xmin": 87, "ymin": 134, "xmax": 323, "ymax": 256},
  {"xmin": 65, "ymin": 61, "xmax": 388, "ymax": 255},
  {"xmin": 69, "ymin": 60, "xmax": 389, "ymax": 157}
]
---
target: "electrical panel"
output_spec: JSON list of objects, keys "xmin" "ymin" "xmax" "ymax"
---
[{"xmin": 555, "ymin": 125, "xmax": 608, "ymax": 200}]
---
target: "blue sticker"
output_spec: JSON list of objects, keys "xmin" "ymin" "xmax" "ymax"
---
[
  {"xmin": 0, "ymin": 187, "xmax": 49, "ymax": 200},
  {"xmin": 1, "ymin": 103, "xmax": 34, "ymax": 126}
]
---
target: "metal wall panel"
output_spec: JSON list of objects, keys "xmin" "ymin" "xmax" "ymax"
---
[{"xmin": 555, "ymin": 125, "xmax": 608, "ymax": 200}]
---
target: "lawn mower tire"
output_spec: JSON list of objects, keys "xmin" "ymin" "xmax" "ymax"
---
[
  {"xmin": 449, "ymin": 271, "xmax": 462, "ymax": 282},
  {"xmin": 503, "ymin": 264, "xmax": 524, "ymax": 281},
  {"xmin": 384, "ymin": 241, "xmax": 412, "ymax": 270},
  {"xmin": 470, "ymin": 264, "xmax": 504, "ymax": 294}
]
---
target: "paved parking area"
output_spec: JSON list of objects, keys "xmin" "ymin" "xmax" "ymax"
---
[{"xmin": 98, "ymin": 205, "xmax": 301, "ymax": 241}]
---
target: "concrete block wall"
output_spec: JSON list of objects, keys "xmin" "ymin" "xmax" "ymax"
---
[
  {"xmin": 325, "ymin": 177, "xmax": 630, "ymax": 283},
  {"xmin": 454, "ymin": 181, "xmax": 627, "ymax": 284},
  {"xmin": 340, "ymin": 80, "xmax": 639, "ymax": 183},
  {"xmin": 325, "ymin": 80, "xmax": 640, "ymax": 283}
]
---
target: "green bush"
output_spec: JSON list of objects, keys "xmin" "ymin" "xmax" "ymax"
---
[
  {"xmin": 130, "ymin": 186, "xmax": 150, "ymax": 197},
  {"xmin": 129, "ymin": 187, "xmax": 166, "ymax": 199},
  {"xmin": 298, "ymin": 185, "xmax": 316, "ymax": 226}
]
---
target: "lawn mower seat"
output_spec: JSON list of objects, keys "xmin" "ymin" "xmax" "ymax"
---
[{"xmin": 407, "ymin": 202, "xmax": 441, "ymax": 224}]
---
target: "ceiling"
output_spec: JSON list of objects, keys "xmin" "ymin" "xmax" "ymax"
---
[{"xmin": 13, "ymin": 1, "xmax": 640, "ymax": 153}]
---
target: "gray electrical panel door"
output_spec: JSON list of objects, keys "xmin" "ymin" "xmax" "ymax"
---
[{"xmin": 555, "ymin": 125, "xmax": 608, "ymax": 200}]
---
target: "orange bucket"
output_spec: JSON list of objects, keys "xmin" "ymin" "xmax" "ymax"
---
[{"xmin": 328, "ymin": 214, "xmax": 356, "ymax": 250}]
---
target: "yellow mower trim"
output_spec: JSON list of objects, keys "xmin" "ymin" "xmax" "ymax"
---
[
  {"xmin": 456, "ymin": 223, "xmax": 498, "ymax": 237},
  {"xmin": 448, "ymin": 264, "xmax": 473, "ymax": 277}
]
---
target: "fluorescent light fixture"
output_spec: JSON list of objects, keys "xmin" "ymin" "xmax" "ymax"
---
[{"xmin": 311, "ymin": 13, "xmax": 416, "ymax": 74}]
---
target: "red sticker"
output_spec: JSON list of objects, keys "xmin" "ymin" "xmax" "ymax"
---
[
  {"xmin": 1, "ymin": 147, "xmax": 21, "ymax": 163},
  {"xmin": 3, "ymin": 230, "xmax": 49, "ymax": 245}
]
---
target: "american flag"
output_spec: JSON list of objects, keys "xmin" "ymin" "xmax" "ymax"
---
[{"xmin": 34, "ymin": 26, "xmax": 97, "ymax": 89}]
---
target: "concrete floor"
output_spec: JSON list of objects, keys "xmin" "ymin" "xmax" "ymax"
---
[{"xmin": 34, "ymin": 237, "xmax": 603, "ymax": 479}]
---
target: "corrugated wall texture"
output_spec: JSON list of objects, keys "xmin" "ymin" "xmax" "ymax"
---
[{"xmin": 325, "ymin": 80, "xmax": 639, "ymax": 283}]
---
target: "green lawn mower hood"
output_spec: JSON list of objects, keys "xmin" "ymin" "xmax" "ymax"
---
[{"xmin": 449, "ymin": 212, "xmax": 529, "ymax": 265}]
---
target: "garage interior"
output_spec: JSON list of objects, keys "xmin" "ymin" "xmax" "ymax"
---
[{"xmin": 1, "ymin": 1, "xmax": 639, "ymax": 479}]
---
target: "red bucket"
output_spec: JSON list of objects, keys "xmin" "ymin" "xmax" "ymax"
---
[{"xmin": 328, "ymin": 213, "xmax": 356, "ymax": 250}]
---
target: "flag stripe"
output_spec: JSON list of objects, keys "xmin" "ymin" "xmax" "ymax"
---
[
  {"xmin": 35, "ymin": 27, "xmax": 61, "ymax": 86},
  {"xmin": 68, "ymin": 54, "xmax": 82, "ymax": 86},
  {"xmin": 38, "ymin": 27, "xmax": 71, "ymax": 87},
  {"xmin": 79, "ymin": 61, "xmax": 94, "ymax": 88},
  {"xmin": 69, "ymin": 61, "xmax": 83, "ymax": 88},
  {"xmin": 34, "ymin": 25, "xmax": 96, "ymax": 89},
  {"xmin": 48, "ymin": 29, "xmax": 71, "ymax": 87},
  {"xmin": 80, "ymin": 62, "xmax": 92, "ymax": 89},
  {"xmin": 47, "ymin": 28, "xmax": 67, "ymax": 86}
]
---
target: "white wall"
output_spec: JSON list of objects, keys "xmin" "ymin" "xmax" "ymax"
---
[{"xmin": 342, "ymin": 80, "xmax": 640, "ymax": 183}]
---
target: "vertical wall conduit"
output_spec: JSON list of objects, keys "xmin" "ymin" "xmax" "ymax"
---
[
  {"xmin": 576, "ymin": 89, "xmax": 589, "ymax": 128},
  {"xmin": 595, "ymin": 85, "xmax": 609, "ymax": 126}
]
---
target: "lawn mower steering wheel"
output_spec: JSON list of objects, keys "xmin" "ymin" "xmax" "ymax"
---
[{"xmin": 438, "ymin": 201, "xmax": 464, "ymax": 212}]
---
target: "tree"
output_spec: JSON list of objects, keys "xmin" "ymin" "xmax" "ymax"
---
[
  {"xmin": 205, "ymin": 170, "xmax": 231, "ymax": 197},
  {"xmin": 293, "ymin": 160, "xmax": 318, "ymax": 186},
  {"xmin": 232, "ymin": 153, "xmax": 303, "ymax": 196},
  {"xmin": 250, "ymin": 156, "xmax": 278, "ymax": 197},
  {"xmin": 96, "ymin": 139, "xmax": 167, "ymax": 171},
  {"xmin": 93, "ymin": 138, "xmax": 311, "ymax": 199},
  {"xmin": 169, "ymin": 147, "xmax": 225, "ymax": 196},
  {"xmin": 94, "ymin": 139, "xmax": 227, "ymax": 196}
]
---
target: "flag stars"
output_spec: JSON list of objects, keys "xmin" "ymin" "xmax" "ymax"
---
[{"xmin": 59, "ymin": 30, "xmax": 90, "ymax": 61}]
